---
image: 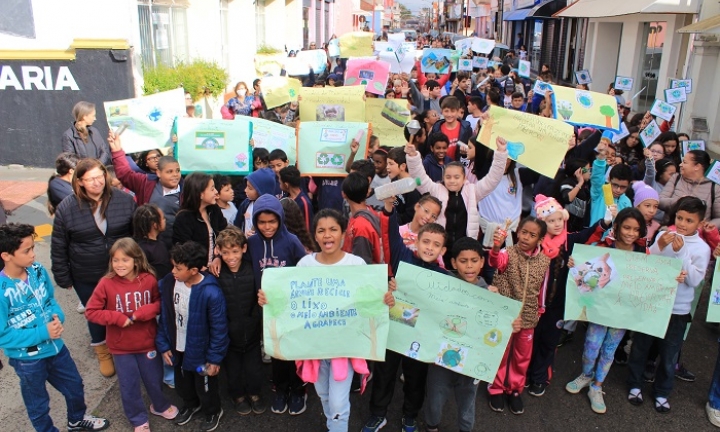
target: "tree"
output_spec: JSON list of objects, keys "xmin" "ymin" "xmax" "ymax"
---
[
  {"xmin": 398, "ymin": 3, "xmax": 413, "ymax": 21},
  {"xmin": 599, "ymin": 105, "xmax": 615, "ymax": 128}
]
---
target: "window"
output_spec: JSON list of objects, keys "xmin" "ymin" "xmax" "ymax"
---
[
  {"xmin": 256, "ymin": 0, "xmax": 266, "ymax": 47},
  {"xmin": 137, "ymin": 0, "xmax": 189, "ymax": 68}
]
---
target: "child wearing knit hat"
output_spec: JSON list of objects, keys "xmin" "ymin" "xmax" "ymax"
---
[{"xmin": 633, "ymin": 182, "xmax": 661, "ymax": 242}]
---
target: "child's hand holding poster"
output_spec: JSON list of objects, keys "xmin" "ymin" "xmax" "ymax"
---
[
  {"xmin": 296, "ymin": 121, "xmax": 370, "ymax": 176},
  {"xmin": 345, "ymin": 59, "xmax": 392, "ymax": 95},
  {"xmin": 566, "ymin": 244, "xmax": 682, "ymax": 337},
  {"xmin": 550, "ymin": 85, "xmax": 621, "ymax": 132},
  {"xmin": 639, "ymin": 119, "xmax": 661, "ymax": 147},
  {"xmin": 176, "ymin": 118, "xmax": 251, "ymax": 175}
]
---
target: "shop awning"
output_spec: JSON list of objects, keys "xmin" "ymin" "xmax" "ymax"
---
[
  {"xmin": 677, "ymin": 15, "xmax": 720, "ymax": 33},
  {"xmin": 503, "ymin": 7, "xmax": 532, "ymax": 21},
  {"xmin": 554, "ymin": 0, "xmax": 699, "ymax": 18},
  {"xmin": 528, "ymin": 0, "xmax": 567, "ymax": 18}
]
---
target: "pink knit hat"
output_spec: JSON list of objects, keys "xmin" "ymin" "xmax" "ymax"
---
[
  {"xmin": 534, "ymin": 194, "xmax": 569, "ymax": 221},
  {"xmin": 632, "ymin": 182, "xmax": 659, "ymax": 207}
]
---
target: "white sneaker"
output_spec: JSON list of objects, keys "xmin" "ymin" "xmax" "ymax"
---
[
  {"xmin": 707, "ymin": 402, "xmax": 720, "ymax": 427},
  {"xmin": 566, "ymin": 373, "xmax": 594, "ymax": 394},
  {"xmin": 588, "ymin": 386, "xmax": 606, "ymax": 414},
  {"xmin": 76, "ymin": 301, "xmax": 86, "ymax": 313}
]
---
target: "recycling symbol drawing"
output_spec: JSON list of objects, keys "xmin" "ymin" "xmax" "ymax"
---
[
  {"xmin": 330, "ymin": 154, "xmax": 343, "ymax": 166},
  {"xmin": 317, "ymin": 153, "xmax": 330, "ymax": 165}
]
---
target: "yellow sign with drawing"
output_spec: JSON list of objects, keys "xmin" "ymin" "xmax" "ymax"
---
[{"xmin": 298, "ymin": 86, "xmax": 366, "ymax": 122}]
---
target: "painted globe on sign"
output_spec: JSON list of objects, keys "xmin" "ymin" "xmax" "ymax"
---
[{"xmin": 442, "ymin": 349, "xmax": 462, "ymax": 367}]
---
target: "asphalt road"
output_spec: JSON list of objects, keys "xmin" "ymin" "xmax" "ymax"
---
[{"xmin": 2, "ymin": 166, "xmax": 720, "ymax": 431}]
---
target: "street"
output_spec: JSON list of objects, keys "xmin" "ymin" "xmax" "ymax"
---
[{"xmin": 1, "ymin": 165, "xmax": 719, "ymax": 431}]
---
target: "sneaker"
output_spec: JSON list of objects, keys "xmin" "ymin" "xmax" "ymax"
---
[
  {"xmin": 250, "ymin": 394, "xmax": 267, "ymax": 414},
  {"xmin": 588, "ymin": 386, "xmax": 607, "ymax": 414},
  {"xmin": 150, "ymin": 404, "xmax": 178, "ymax": 420},
  {"xmin": 174, "ymin": 405, "xmax": 201, "ymax": 426},
  {"xmin": 508, "ymin": 392, "xmax": 524, "ymax": 415},
  {"xmin": 706, "ymin": 402, "xmax": 720, "ymax": 427},
  {"xmin": 271, "ymin": 393, "xmax": 288, "ymax": 414},
  {"xmin": 133, "ymin": 422, "xmax": 150, "ymax": 432},
  {"xmin": 488, "ymin": 394, "xmax": 505, "ymax": 412},
  {"xmin": 401, "ymin": 417, "xmax": 418, "ymax": 432},
  {"xmin": 233, "ymin": 397, "xmax": 252, "ymax": 415},
  {"xmin": 643, "ymin": 361, "xmax": 656, "ymax": 383},
  {"xmin": 528, "ymin": 382, "xmax": 547, "ymax": 397},
  {"xmin": 557, "ymin": 330, "xmax": 573, "ymax": 347},
  {"xmin": 198, "ymin": 409, "xmax": 223, "ymax": 432},
  {"xmin": 67, "ymin": 415, "xmax": 110, "ymax": 431},
  {"xmin": 565, "ymin": 373, "xmax": 593, "ymax": 394},
  {"xmin": 361, "ymin": 415, "xmax": 387, "ymax": 431},
  {"xmin": 76, "ymin": 301, "xmax": 86, "ymax": 313},
  {"xmin": 288, "ymin": 392, "xmax": 307, "ymax": 415},
  {"xmin": 675, "ymin": 364, "xmax": 696, "ymax": 382}
]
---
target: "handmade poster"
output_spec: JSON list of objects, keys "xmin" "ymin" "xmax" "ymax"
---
[
  {"xmin": 487, "ymin": 60, "xmax": 496, "ymax": 68},
  {"xmin": 650, "ymin": 99, "xmax": 676, "ymax": 122},
  {"xmin": 338, "ymin": 32, "xmax": 374, "ymax": 57},
  {"xmin": 298, "ymin": 86, "xmax": 366, "ymax": 122},
  {"xmin": 458, "ymin": 58, "xmax": 473, "ymax": 72},
  {"xmin": 449, "ymin": 50, "xmax": 463, "ymax": 71},
  {"xmin": 665, "ymin": 87, "xmax": 687, "ymax": 104},
  {"xmin": 284, "ymin": 57, "xmax": 311, "ymax": 76},
  {"xmin": 328, "ymin": 38, "xmax": 340, "ymax": 57},
  {"xmin": 518, "ymin": 60, "xmax": 531, "ymax": 78},
  {"xmin": 388, "ymin": 262, "xmax": 522, "ymax": 381},
  {"xmin": 255, "ymin": 53, "xmax": 285, "ymax": 77},
  {"xmin": 611, "ymin": 122, "xmax": 630, "ymax": 144},
  {"xmin": 296, "ymin": 49, "xmax": 328, "ymax": 74},
  {"xmin": 478, "ymin": 105, "xmax": 574, "ymax": 178},
  {"xmin": 235, "ymin": 116, "xmax": 297, "ymax": 165},
  {"xmin": 176, "ymin": 118, "xmax": 251, "ymax": 175},
  {"xmin": 454, "ymin": 38, "xmax": 473, "ymax": 53},
  {"xmin": 104, "ymin": 88, "xmax": 185, "ymax": 154},
  {"xmin": 365, "ymin": 98, "xmax": 411, "ymax": 146},
  {"xmin": 296, "ymin": 121, "xmax": 370, "ymax": 176},
  {"xmin": 262, "ymin": 265, "xmax": 389, "ymax": 361},
  {"xmin": 345, "ymin": 59, "xmax": 391, "ymax": 95},
  {"xmin": 671, "ymin": 79, "xmax": 692, "ymax": 94},
  {"xmin": 565, "ymin": 244, "xmax": 683, "ymax": 338},
  {"xmin": 377, "ymin": 42, "xmax": 416, "ymax": 73},
  {"xmin": 472, "ymin": 56, "xmax": 488, "ymax": 69},
  {"xmin": 575, "ymin": 70, "xmax": 592, "ymax": 84},
  {"xmin": 705, "ymin": 160, "xmax": 720, "ymax": 185},
  {"xmin": 682, "ymin": 140, "xmax": 705, "ymax": 155},
  {"xmin": 550, "ymin": 85, "xmax": 621, "ymax": 132},
  {"xmin": 533, "ymin": 80, "xmax": 551, "ymax": 96},
  {"xmin": 420, "ymin": 49, "xmax": 453, "ymax": 74},
  {"xmin": 262, "ymin": 76, "xmax": 302, "ymax": 109},
  {"xmin": 614, "ymin": 76, "xmax": 634, "ymax": 91},
  {"xmin": 639, "ymin": 119, "xmax": 661, "ymax": 147},
  {"xmin": 472, "ymin": 38, "xmax": 496, "ymax": 54}
]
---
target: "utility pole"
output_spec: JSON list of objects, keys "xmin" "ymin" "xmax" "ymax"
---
[{"xmin": 497, "ymin": 0, "xmax": 503, "ymax": 42}]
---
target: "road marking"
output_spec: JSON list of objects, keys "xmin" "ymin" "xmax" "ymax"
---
[{"xmin": 35, "ymin": 224, "xmax": 53, "ymax": 241}]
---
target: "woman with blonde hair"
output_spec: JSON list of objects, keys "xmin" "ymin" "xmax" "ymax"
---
[
  {"xmin": 61, "ymin": 101, "xmax": 111, "ymax": 165},
  {"xmin": 51, "ymin": 158, "xmax": 136, "ymax": 377}
]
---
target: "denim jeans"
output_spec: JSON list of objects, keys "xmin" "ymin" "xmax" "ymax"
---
[
  {"xmin": 9, "ymin": 345, "xmax": 86, "ymax": 432},
  {"xmin": 425, "ymin": 364, "xmax": 478, "ymax": 431},
  {"xmin": 73, "ymin": 281, "xmax": 106, "ymax": 344},
  {"xmin": 115, "ymin": 351, "xmax": 171, "ymax": 427},
  {"xmin": 708, "ymin": 340, "xmax": 720, "ymax": 409},
  {"xmin": 315, "ymin": 359, "xmax": 354, "ymax": 432},
  {"xmin": 627, "ymin": 313, "xmax": 690, "ymax": 398}
]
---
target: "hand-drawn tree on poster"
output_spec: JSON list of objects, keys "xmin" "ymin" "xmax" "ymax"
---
[
  {"xmin": 355, "ymin": 284, "xmax": 386, "ymax": 359},
  {"xmin": 264, "ymin": 288, "xmax": 289, "ymax": 359}
]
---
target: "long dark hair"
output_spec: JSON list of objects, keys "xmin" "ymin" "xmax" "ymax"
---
[
  {"xmin": 614, "ymin": 208, "xmax": 647, "ymax": 240},
  {"xmin": 137, "ymin": 149, "xmax": 162, "ymax": 173},
  {"xmin": 280, "ymin": 198, "xmax": 318, "ymax": 252},
  {"xmin": 179, "ymin": 172, "xmax": 212, "ymax": 214}
]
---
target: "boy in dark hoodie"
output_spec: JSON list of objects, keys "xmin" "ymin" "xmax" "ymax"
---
[
  {"xmin": 234, "ymin": 167, "xmax": 278, "ymax": 235},
  {"xmin": 246, "ymin": 194, "xmax": 308, "ymax": 416},
  {"xmin": 359, "ymin": 198, "xmax": 449, "ymax": 432}
]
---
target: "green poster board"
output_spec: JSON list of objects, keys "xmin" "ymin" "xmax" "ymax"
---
[
  {"xmin": 565, "ymin": 244, "xmax": 683, "ymax": 338},
  {"xmin": 388, "ymin": 262, "xmax": 522, "ymax": 381},
  {"xmin": 262, "ymin": 265, "xmax": 389, "ymax": 361},
  {"xmin": 296, "ymin": 121, "xmax": 369, "ymax": 177},
  {"xmin": 176, "ymin": 118, "xmax": 251, "ymax": 175}
]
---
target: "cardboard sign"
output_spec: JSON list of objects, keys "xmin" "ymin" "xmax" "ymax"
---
[
  {"xmin": 614, "ymin": 76, "xmax": 634, "ymax": 91},
  {"xmin": 575, "ymin": 70, "xmax": 592, "ymax": 84}
]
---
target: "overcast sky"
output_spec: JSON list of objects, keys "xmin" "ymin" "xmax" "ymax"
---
[{"xmin": 397, "ymin": 0, "xmax": 434, "ymax": 13}]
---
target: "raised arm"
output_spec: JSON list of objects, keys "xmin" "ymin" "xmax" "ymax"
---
[{"xmin": 475, "ymin": 137, "xmax": 509, "ymax": 202}]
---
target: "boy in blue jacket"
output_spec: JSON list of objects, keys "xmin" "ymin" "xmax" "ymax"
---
[
  {"xmin": 156, "ymin": 241, "xmax": 229, "ymax": 431},
  {"xmin": 0, "ymin": 223, "xmax": 110, "ymax": 432},
  {"xmin": 233, "ymin": 167, "xmax": 278, "ymax": 235}
]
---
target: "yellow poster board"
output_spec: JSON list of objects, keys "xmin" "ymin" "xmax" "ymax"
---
[
  {"xmin": 550, "ymin": 85, "xmax": 621, "ymax": 132},
  {"xmin": 298, "ymin": 86, "xmax": 366, "ymax": 122},
  {"xmin": 478, "ymin": 106, "xmax": 574, "ymax": 178},
  {"xmin": 255, "ymin": 53, "xmax": 285, "ymax": 77},
  {"xmin": 262, "ymin": 77, "xmax": 303, "ymax": 109},
  {"xmin": 339, "ymin": 32, "xmax": 374, "ymax": 58},
  {"xmin": 365, "ymin": 98, "xmax": 411, "ymax": 146}
]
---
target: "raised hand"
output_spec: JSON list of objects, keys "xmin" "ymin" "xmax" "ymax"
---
[{"xmin": 495, "ymin": 136, "xmax": 507, "ymax": 153}]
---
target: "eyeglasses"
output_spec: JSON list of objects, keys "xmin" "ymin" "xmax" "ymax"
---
[
  {"xmin": 419, "ymin": 204, "xmax": 439, "ymax": 220},
  {"xmin": 610, "ymin": 182, "xmax": 628, "ymax": 191},
  {"xmin": 81, "ymin": 174, "xmax": 105, "ymax": 184}
]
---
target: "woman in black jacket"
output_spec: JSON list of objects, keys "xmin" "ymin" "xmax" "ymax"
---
[
  {"xmin": 173, "ymin": 172, "xmax": 227, "ymax": 275},
  {"xmin": 51, "ymin": 158, "xmax": 136, "ymax": 377},
  {"xmin": 61, "ymin": 101, "xmax": 112, "ymax": 166}
]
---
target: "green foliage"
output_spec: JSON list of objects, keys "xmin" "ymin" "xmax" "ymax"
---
[
  {"xmin": 599, "ymin": 105, "xmax": 615, "ymax": 116},
  {"xmin": 256, "ymin": 44, "xmax": 283, "ymax": 54},
  {"xmin": 142, "ymin": 59, "xmax": 229, "ymax": 100}
]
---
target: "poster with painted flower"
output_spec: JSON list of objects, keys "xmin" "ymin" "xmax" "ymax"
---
[
  {"xmin": 575, "ymin": 70, "xmax": 592, "ymax": 84},
  {"xmin": 639, "ymin": 119, "xmax": 661, "ymax": 147},
  {"xmin": 682, "ymin": 140, "xmax": 705, "ymax": 156},
  {"xmin": 664, "ymin": 88, "xmax": 687, "ymax": 104},
  {"xmin": 671, "ymin": 79, "xmax": 692, "ymax": 94},
  {"xmin": 518, "ymin": 60, "xmax": 531, "ymax": 78},
  {"xmin": 650, "ymin": 99, "xmax": 677, "ymax": 122},
  {"xmin": 614, "ymin": 76, "xmax": 633, "ymax": 91},
  {"xmin": 458, "ymin": 59, "xmax": 473, "ymax": 72}
]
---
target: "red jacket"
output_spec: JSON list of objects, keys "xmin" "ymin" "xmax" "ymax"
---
[
  {"xmin": 111, "ymin": 149, "xmax": 158, "ymax": 205},
  {"xmin": 85, "ymin": 273, "xmax": 161, "ymax": 354}
]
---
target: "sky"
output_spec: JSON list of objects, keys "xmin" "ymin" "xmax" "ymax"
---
[{"xmin": 397, "ymin": 0, "xmax": 434, "ymax": 13}]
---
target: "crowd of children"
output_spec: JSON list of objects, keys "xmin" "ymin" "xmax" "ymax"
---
[{"xmin": 4, "ymin": 34, "xmax": 720, "ymax": 432}]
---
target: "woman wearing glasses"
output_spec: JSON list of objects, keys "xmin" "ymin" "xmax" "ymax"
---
[
  {"xmin": 660, "ymin": 150, "xmax": 720, "ymax": 226},
  {"xmin": 51, "ymin": 158, "xmax": 136, "ymax": 378}
]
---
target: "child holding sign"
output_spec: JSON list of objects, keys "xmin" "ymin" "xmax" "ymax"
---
[
  {"xmin": 590, "ymin": 136, "xmax": 632, "ymax": 225},
  {"xmin": 487, "ymin": 217, "xmax": 552, "ymax": 415},
  {"xmin": 258, "ymin": 209, "xmax": 395, "ymax": 432},
  {"xmin": 628, "ymin": 197, "xmax": 709, "ymax": 413}
]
